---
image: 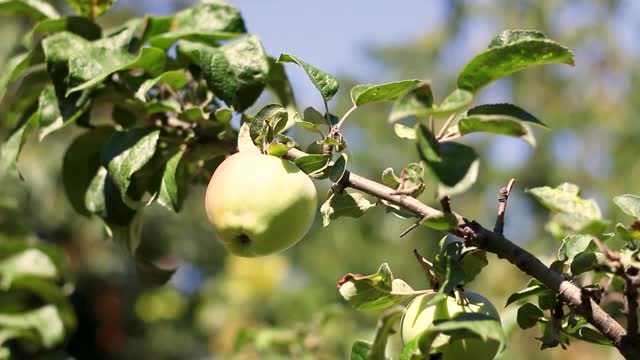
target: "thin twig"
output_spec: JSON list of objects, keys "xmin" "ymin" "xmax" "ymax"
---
[
  {"xmin": 400, "ymin": 221, "xmax": 421, "ymax": 238},
  {"xmin": 494, "ymin": 178, "xmax": 516, "ymax": 234},
  {"xmin": 436, "ymin": 113, "xmax": 457, "ymax": 140}
]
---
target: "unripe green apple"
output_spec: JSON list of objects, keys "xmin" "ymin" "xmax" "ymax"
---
[
  {"xmin": 205, "ymin": 152, "xmax": 317, "ymax": 257},
  {"xmin": 401, "ymin": 292, "xmax": 501, "ymax": 360}
]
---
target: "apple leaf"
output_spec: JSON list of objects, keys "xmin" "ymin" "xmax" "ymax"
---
[
  {"xmin": 147, "ymin": 2, "xmax": 246, "ymax": 49},
  {"xmin": 368, "ymin": 307, "xmax": 404, "ymax": 359},
  {"xmin": 100, "ymin": 129, "xmax": 160, "ymax": 207},
  {"xmin": 157, "ymin": 149, "xmax": 187, "ymax": 213},
  {"xmin": 393, "ymin": 123, "xmax": 416, "ymax": 140},
  {"xmin": 337, "ymin": 263, "xmax": 419, "ymax": 310},
  {"xmin": 350, "ymin": 79, "xmax": 420, "ymax": 107},
  {"xmin": 421, "ymin": 212, "xmax": 458, "ymax": 231},
  {"xmin": 266, "ymin": 140, "xmax": 291, "ymax": 157},
  {"xmin": 389, "ymin": 81, "xmax": 433, "ymax": 122},
  {"xmin": 457, "ymin": 114, "xmax": 536, "ymax": 146},
  {"xmin": 429, "ymin": 88, "xmax": 473, "ymax": 117},
  {"xmin": 293, "ymin": 154, "xmax": 331, "ymax": 175},
  {"xmin": 0, "ymin": 0, "xmax": 60, "ymax": 20},
  {"xmin": 0, "ymin": 249, "xmax": 58, "ymax": 289},
  {"xmin": 466, "ymin": 103, "xmax": 547, "ymax": 128},
  {"xmin": 278, "ymin": 53, "xmax": 339, "ymax": 102},
  {"xmin": 527, "ymin": 183, "xmax": 607, "ymax": 234},
  {"xmin": 457, "ymin": 31, "xmax": 574, "ymax": 92},
  {"xmin": 22, "ymin": 15, "xmax": 101, "ymax": 48},
  {"xmin": 381, "ymin": 168, "xmax": 401, "ymax": 188},
  {"xmin": 67, "ymin": 46, "xmax": 166, "ymax": 95},
  {"xmin": 135, "ymin": 70, "xmax": 189, "ymax": 102},
  {"xmin": 349, "ymin": 340, "xmax": 371, "ymax": 360},
  {"xmin": 321, "ymin": 191, "xmax": 376, "ymax": 227},
  {"xmin": 613, "ymin": 194, "xmax": 640, "ymax": 218},
  {"xmin": 489, "ymin": 30, "xmax": 546, "ymax": 48},
  {"xmin": 416, "ymin": 124, "xmax": 479, "ymax": 197},
  {"xmin": 199, "ymin": 36, "xmax": 269, "ymax": 111},
  {"xmin": 329, "ymin": 153, "xmax": 348, "ymax": 183},
  {"xmin": 0, "ymin": 111, "xmax": 38, "ymax": 179},
  {"xmin": 517, "ymin": 303, "xmax": 544, "ymax": 329},
  {"xmin": 506, "ymin": 283, "xmax": 548, "ymax": 307},
  {"xmin": 0, "ymin": 305, "xmax": 65, "ymax": 349}
]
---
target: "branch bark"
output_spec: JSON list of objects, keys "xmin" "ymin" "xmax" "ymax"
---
[{"xmin": 285, "ymin": 148, "xmax": 640, "ymax": 359}]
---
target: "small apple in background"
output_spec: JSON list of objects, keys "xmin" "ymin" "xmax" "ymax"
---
[
  {"xmin": 205, "ymin": 152, "xmax": 318, "ymax": 257},
  {"xmin": 401, "ymin": 291, "xmax": 501, "ymax": 360}
]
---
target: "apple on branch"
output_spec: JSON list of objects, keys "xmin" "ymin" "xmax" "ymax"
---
[{"xmin": 205, "ymin": 152, "xmax": 318, "ymax": 257}]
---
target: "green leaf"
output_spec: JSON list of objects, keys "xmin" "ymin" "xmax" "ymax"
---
[
  {"xmin": 278, "ymin": 53, "xmax": 339, "ymax": 102},
  {"xmin": 65, "ymin": 0, "xmax": 116, "ymax": 18},
  {"xmin": 568, "ymin": 325, "xmax": 611, "ymax": 346},
  {"xmin": 321, "ymin": 191, "xmax": 376, "ymax": 227},
  {"xmin": 0, "ymin": 112, "xmax": 38, "ymax": 179},
  {"xmin": 506, "ymin": 284, "xmax": 548, "ymax": 307},
  {"xmin": 349, "ymin": 340, "xmax": 371, "ymax": 360},
  {"xmin": 350, "ymin": 79, "xmax": 420, "ymax": 107},
  {"xmin": 558, "ymin": 235, "xmax": 596, "ymax": 263},
  {"xmin": 0, "ymin": 0, "xmax": 59, "ymax": 20},
  {"xmin": 459, "ymin": 248, "xmax": 488, "ymax": 284},
  {"xmin": 527, "ymin": 183, "xmax": 604, "ymax": 233},
  {"xmin": 424, "ymin": 312, "xmax": 505, "ymax": 353},
  {"xmin": 457, "ymin": 114, "xmax": 536, "ymax": 146},
  {"xmin": 337, "ymin": 263, "xmax": 418, "ymax": 310},
  {"xmin": 24, "ymin": 16, "xmax": 101, "ymax": 48},
  {"xmin": 37, "ymin": 85, "xmax": 89, "ymax": 140},
  {"xmin": 329, "ymin": 153, "xmax": 348, "ymax": 183},
  {"xmin": 295, "ymin": 120, "xmax": 323, "ymax": 137},
  {"xmin": 84, "ymin": 167, "xmax": 136, "ymax": 225},
  {"xmin": 147, "ymin": 2, "xmax": 246, "ymax": 49},
  {"xmin": 613, "ymin": 194, "xmax": 640, "ymax": 218},
  {"xmin": 157, "ymin": 149, "xmax": 187, "ymax": 212},
  {"xmin": 0, "ymin": 249, "xmax": 58, "ymax": 289},
  {"xmin": 67, "ymin": 46, "xmax": 166, "ymax": 95},
  {"xmin": 369, "ymin": 307, "xmax": 404, "ymax": 360},
  {"xmin": 457, "ymin": 35, "xmax": 574, "ymax": 92},
  {"xmin": 489, "ymin": 30, "xmax": 546, "ymax": 48},
  {"xmin": 466, "ymin": 103, "xmax": 547, "ymax": 128},
  {"xmin": 516, "ymin": 303, "xmax": 543, "ymax": 329},
  {"xmin": 250, "ymin": 104, "xmax": 288, "ymax": 142},
  {"xmin": 0, "ymin": 305, "xmax": 65, "ymax": 348},
  {"xmin": 430, "ymin": 88, "xmax": 473, "ymax": 117},
  {"xmin": 100, "ymin": 129, "xmax": 160, "ymax": 206},
  {"xmin": 63, "ymin": 127, "xmax": 115, "ymax": 216},
  {"xmin": 197, "ymin": 36, "xmax": 269, "ymax": 111},
  {"xmin": 389, "ymin": 81, "xmax": 433, "ymax": 122},
  {"xmin": 381, "ymin": 168, "xmax": 400, "ymax": 188},
  {"xmin": 0, "ymin": 52, "xmax": 35, "ymax": 102},
  {"xmin": 266, "ymin": 140, "xmax": 291, "ymax": 157},
  {"xmin": 303, "ymin": 106, "xmax": 331, "ymax": 126},
  {"xmin": 421, "ymin": 212, "xmax": 458, "ymax": 231},
  {"xmin": 393, "ymin": 123, "xmax": 417, "ymax": 139},
  {"xmin": 416, "ymin": 124, "xmax": 479, "ymax": 196},
  {"xmin": 293, "ymin": 154, "xmax": 331, "ymax": 175},
  {"xmin": 135, "ymin": 70, "xmax": 188, "ymax": 102},
  {"xmin": 433, "ymin": 238, "xmax": 466, "ymax": 293}
]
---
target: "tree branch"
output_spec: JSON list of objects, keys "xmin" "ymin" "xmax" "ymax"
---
[{"xmin": 285, "ymin": 147, "xmax": 640, "ymax": 359}]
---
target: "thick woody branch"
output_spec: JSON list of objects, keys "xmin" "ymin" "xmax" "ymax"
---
[{"xmin": 285, "ymin": 148, "xmax": 640, "ymax": 359}]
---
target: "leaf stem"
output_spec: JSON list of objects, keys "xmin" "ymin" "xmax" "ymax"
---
[
  {"xmin": 336, "ymin": 105, "xmax": 358, "ymax": 129},
  {"xmin": 436, "ymin": 113, "xmax": 457, "ymax": 140}
]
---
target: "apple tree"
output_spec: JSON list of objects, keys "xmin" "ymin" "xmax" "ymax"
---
[{"xmin": 0, "ymin": 1, "xmax": 639, "ymax": 359}]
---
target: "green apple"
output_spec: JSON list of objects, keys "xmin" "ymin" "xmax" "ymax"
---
[
  {"xmin": 205, "ymin": 152, "xmax": 317, "ymax": 257},
  {"xmin": 401, "ymin": 291, "xmax": 501, "ymax": 360}
]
